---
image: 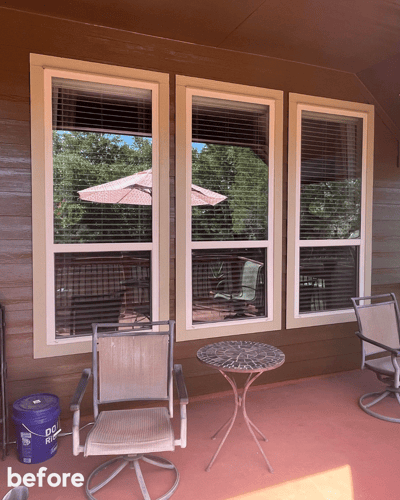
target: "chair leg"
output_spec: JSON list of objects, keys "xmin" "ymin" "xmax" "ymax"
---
[
  {"xmin": 359, "ymin": 390, "xmax": 400, "ymax": 423},
  {"xmin": 133, "ymin": 459, "xmax": 151, "ymax": 500},
  {"xmin": 86, "ymin": 456, "xmax": 128, "ymax": 499},
  {"xmin": 141, "ymin": 455, "xmax": 180, "ymax": 500},
  {"xmin": 85, "ymin": 454, "xmax": 180, "ymax": 500}
]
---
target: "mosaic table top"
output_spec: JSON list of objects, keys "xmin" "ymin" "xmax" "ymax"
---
[{"xmin": 197, "ymin": 340, "xmax": 285, "ymax": 373}]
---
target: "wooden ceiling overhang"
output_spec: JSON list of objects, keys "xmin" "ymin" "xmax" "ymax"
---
[{"xmin": 1, "ymin": 0, "xmax": 400, "ymax": 129}]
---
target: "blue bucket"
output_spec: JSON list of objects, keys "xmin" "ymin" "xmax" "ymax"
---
[{"xmin": 12, "ymin": 393, "xmax": 61, "ymax": 464}]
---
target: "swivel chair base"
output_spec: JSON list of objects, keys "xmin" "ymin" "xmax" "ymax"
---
[
  {"xmin": 359, "ymin": 389, "xmax": 400, "ymax": 423},
  {"xmin": 86, "ymin": 454, "xmax": 180, "ymax": 500}
]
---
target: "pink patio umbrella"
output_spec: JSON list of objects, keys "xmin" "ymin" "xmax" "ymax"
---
[{"xmin": 78, "ymin": 169, "xmax": 227, "ymax": 206}]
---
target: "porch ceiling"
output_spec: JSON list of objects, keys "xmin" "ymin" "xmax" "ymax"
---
[{"xmin": 2, "ymin": 0, "xmax": 400, "ymax": 129}]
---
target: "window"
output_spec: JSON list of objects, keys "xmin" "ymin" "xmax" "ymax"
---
[
  {"xmin": 31, "ymin": 55, "xmax": 169, "ymax": 357},
  {"xmin": 287, "ymin": 93, "xmax": 374, "ymax": 328},
  {"xmin": 176, "ymin": 76, "xmax": 283, "ymax": 341}
]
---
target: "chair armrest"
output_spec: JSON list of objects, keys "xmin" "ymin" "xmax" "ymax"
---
[
  {"xmin": 174, "ymin": 364, "xmax": 188, "ymax": 404},
  {"xmin": 356, "ymin": 332, "xmax": 400, "ymax": 356},
  {"xmin": 70, "ymin": 369, "xmax": 91, "ymax": 456},
  {"xmin": 173, "ymin": 364, "xmax": 188, "ymax": 448},
  {"xmin": 70, "ymin": 368, "xmax": 91, "ymax": 411}
]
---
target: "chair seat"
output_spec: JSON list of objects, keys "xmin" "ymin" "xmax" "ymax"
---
[
  {"xmin": 365, "ymin": 356, "xmax": 397, "ymax": 376},
  {"xmin": 214, "ymin": 290, "xmax": 256, "ymax": 302},
  {"xmin": 85, "ymin": 407, "xmax": 175, "ymax": 457}
]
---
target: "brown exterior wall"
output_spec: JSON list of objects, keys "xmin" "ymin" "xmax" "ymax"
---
[{"xmin": 0, "ymin": 8, "xmax": 399, "ymax": 418}]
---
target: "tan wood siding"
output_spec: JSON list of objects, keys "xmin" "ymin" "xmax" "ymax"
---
[{"xmin": 0, "ymin": 7, "xmax": 397, "ymax": 419}]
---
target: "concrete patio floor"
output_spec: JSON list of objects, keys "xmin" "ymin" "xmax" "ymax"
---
[{"xmin": 1, "ymin": 369, "xmax": 399, "ymax": 500}]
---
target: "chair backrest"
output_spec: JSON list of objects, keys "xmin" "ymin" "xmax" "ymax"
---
[
  {"xmin": 351, "ymin": 294, "xmax": 400, "ymax": 357},
  {"xmin": 92, "ymin": 320, "xmax": 174, "ymax": 418},
  {"xmin": 240, "ymin": 260, "xmax": 263, "ymax": 301}
]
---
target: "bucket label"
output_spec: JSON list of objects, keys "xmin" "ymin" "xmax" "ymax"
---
[
  {"xmin": 20, "ymin": 433, "xmax": 32, "ymax": 460},
  {"xmin": 45, "ymin": 424, "xmax": 58, "ymax": 444},
  {"xmin": 32, "ymin": 400, "xmax": 42, "ymax": 404}
]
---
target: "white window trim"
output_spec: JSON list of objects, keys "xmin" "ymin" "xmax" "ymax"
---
[
  {"xmin": 287, "ymin": 93, "xmax": 374, "ymax": 329},
  {"xmin": 30, "ymin": 54, "xmax": 170, "ymax": 358},
  {"xmin": 176, "ymin": 75, "xmax": 283, "ymax": 342}
]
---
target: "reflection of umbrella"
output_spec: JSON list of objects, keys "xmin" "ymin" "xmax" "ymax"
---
[{"xmin": 78, "ymin": 169, "xmax": 226, "ymax": 206}]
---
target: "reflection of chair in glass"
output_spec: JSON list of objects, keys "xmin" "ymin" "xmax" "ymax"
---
[
  {"xmin": 70, "ymin": 292, "xmax": 124, "ymax": 335},
  {"xmin": 351, "ymin": 294, "xmax": 400, "ymax": 423},
  {"xmin": 55, "ymin": 260, "xmax": 125, "ymax": 335},
  {"xmin": 70, "ymin": 320, "xmax": 188, "ymax": 500},
  {"xmin": 213, "ymin": 259, "xmax": 263, "ymax": 317}
]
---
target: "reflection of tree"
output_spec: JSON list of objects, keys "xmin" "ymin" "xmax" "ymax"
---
[
  {"xmin": 300, "ymin": 178, "xmax": 361, "ymax": 239},
  {"xmin": 191, "ymin": 144, "xmax": 268, "ymax": 241},
  {"xmin": 53, "ymin": 132, "xmax": 152, "ymax": 243}
]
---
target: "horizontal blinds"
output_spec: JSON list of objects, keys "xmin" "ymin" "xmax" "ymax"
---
[
  {"xmin": 52, "ymin": 78, "xmax": 152, "ymax": 135},
  {"xmin": 54, "ymin": 251, "xmax": 151, "ymax": 337},
  {"xmin": 299, "ymin": 246, "xmax": 359, "ymax": 313},
  {"xmin": 191, "ymin": 96, "xmax": 269, "ymax": 241},
  {"xmin": 52, "ymin": 77, "xmax": 152, "ymax": 244},
  {"xmin": 192, "ymin": 248, "xmax": 266, "ymax": 324},
  {"xmin": 300, "ymin": 110, "xmax": 363, "ymax": 240}
]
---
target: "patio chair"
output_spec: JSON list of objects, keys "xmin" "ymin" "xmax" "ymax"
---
[
  {"xmin": 1, "ymin": 486, "xmax": 29, "ymax": 500},
  {"xmin": 351, "ymin": 293, "xmax": 400, "ymax": 423},
  {"xmin": 213, "ymin": 259, "xmax": 263, "ymax": 317},
  {"xmin": 70, "ymin": 320, "xmax": 188, "ymax": 500}
]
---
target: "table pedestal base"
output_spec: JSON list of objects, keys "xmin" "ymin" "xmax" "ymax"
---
[{"xmin": 206, "ymin": 370, "xmax": 273, "ymax": 473}]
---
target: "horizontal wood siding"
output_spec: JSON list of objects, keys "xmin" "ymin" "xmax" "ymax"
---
[{"xmin": 0, "ymin": 7, "xmax": 397, "ymax": 420}]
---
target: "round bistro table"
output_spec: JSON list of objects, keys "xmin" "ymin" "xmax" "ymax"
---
[{"xmin": 197, "ymin": 340, "xmax": 285, "ymax": 472}]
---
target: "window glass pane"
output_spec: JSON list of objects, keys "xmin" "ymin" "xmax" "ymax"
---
[
  {"xmin": 52, "ymin": 78, "xmax": 152, "ymax": 244},
  {"xmin": 55, "ymin": 251, "xmax": 151, "ymax": 338},
  {"xmin": 191, "ymin": 96, "xmax": 269, "ymax": 241},
  {"xmin": 300, "ymin": 111, "xmax": 363, "ymax": 240},
  {"xmin": 299, "ymin": 246, "xmax": 359, "ymax": 313},
  {"xmin": 192, "ymin": 248, "xmax": 266, "ymax": 324}
]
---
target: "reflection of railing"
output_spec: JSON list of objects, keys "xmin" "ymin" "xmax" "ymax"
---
[
  {"xmin": 121, "ymin": 257, "xmax": 151, "ymax": 319},
  {"xmin": 299, "ymin": 250, "xmax": 358, "ymax": 313},
  {"xmin": 299, "ymin": 262, "xmax": 325, "ymax": 312}
]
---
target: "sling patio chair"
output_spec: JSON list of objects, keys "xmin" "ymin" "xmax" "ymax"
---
[
  {"xmin": 351, "ymin": 293, "xmax": 400, "ymax": 423},
  {"xmin": 70, "ymin": 319, "xmax": 188, "ymax": 500}
]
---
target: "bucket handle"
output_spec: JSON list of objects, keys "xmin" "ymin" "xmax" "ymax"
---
[{"xmin": 22, "ymin": 423, "xmax": 62, "ymax": 438}]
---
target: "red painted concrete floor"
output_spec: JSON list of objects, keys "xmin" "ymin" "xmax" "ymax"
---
[{"xmin": 1, "ymin": 369, "xmax": 400, "ymax": 500}]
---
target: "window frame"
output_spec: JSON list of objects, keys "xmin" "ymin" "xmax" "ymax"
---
[
  {"xmin": 30, "ymin": 54, "xmax": 170, "ymax": 358},
  {"xmin": 175, "ymin": 75, "xmax": 283, "ymax": 342},
  {"xmin": 286, "ymin": 93, "xmax": 374, "ymax": 329}
]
